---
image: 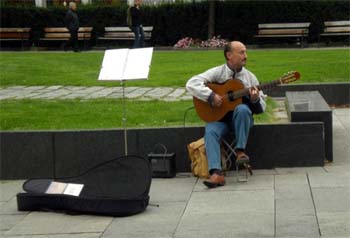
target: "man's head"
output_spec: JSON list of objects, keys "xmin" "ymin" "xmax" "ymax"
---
[
  {"xmin": 135, "ymin": 0, "xmax": 142, "ymax": 6},
  {"xmin": 224, "ymin": 41, "xmax": 247, "ymax": 71},
  {"xmin": 69, "ymin": 2, "xmax": 77, "ymax": 11}
]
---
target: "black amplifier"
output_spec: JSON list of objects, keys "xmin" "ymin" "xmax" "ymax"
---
[{"xmin": 147, "ymin": 152, "xmax": 176, "ymax": 178}]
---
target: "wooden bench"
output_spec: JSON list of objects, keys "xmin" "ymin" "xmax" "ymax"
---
[
  {"xmin": 97, "ymin": 26, "xmax": 153, "ymax": 46},
  {"xmin": 319, "ymin": 20, "xmax": 350, "ymax": 45},
  {"xmin": 0, "ymin": 28, "xmax": 31, "ymax": 49},
  {"xmin": 254, "ymin": 22, "xmax": 311, "ymax": 47},
  {"xmin": 39, "ymin": 27, "xmax": 92, "ymax": 49}
]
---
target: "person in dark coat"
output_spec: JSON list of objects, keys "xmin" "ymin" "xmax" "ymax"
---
[
  {"xmin": 130, "ymin": 0, "xmax": 145, "ymax": 48},
  {"xmin": 64, "ymin": 2, "xmax": 80, "ymax": 52}
]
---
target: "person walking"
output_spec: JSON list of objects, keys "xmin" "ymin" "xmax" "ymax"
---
[
  {"xmin": 129, "ymin": 0, "xmax": 145, "ymax": 48},
  {"xmin": 64, "ymin": 1, "xmax": 80, "ymax": 52}
]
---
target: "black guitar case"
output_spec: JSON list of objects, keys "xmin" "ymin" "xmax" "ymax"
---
[{"xmin": 17, "ymin": 155, "xmax": 152, "ymax": 216}]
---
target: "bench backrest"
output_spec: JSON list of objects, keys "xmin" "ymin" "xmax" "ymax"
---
[
  {"xmin": 103, "ymin": 26, "xmax": 153, "ymax": 39},
  {"xmin": 257, "ymin": 22, "xmax": 310, "ymax": 35},
  {"xmin": 0, "ymin": 28, "xmax": 31, "ymax": 39},
  {"xmin": 323, "ymin": 20, "xmax": 350, "ymax": 33},
  {"xmin": 104, "ymin": 26, "xmax": 153, "ymax": 32},
  {"xmin": 43, "ymin": 27, "xmax": 92, "ymax": 39}
]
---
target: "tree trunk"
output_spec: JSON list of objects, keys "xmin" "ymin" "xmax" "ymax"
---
[{"xmin": 208, "ymin": 0, "xmax": 215, "ymax": 39}]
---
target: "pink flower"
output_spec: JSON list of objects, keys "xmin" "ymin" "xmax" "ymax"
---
[
  {"xmin": 174, "ymin": 36, "xmax": 228, "ymax": 49},
  {"xmin": 174, "ymin": 37, "xmax": 194, "ymax": 48}
]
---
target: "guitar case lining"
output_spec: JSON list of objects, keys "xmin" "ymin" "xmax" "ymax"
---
[{"xmin": 17, "ymin": 155, "xmax": 152, "ymax": 216}]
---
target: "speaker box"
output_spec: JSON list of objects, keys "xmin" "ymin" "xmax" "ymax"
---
[{"xmin": 147, "ymin": 152, "xmax": 176, "ymax": 178}]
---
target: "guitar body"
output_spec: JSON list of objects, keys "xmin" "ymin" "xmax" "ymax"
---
[{"xmin": 193, "ymin": 79, "xmax": 245, "ymax": 122}]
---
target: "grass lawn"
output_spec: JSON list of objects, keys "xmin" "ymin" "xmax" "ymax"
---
[
  {"xmin": 0, "ymin": 48, "xmax": 349, "ymax": 87},
  {"xmin": 0, "ymin": 48, "xmax": 348, "ymax": 130},
  {"xmin": 0, "ymin": 98, "xmax": 277, "ymax": 130}
]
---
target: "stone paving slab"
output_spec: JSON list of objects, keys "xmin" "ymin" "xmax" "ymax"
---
[
  {"xmin": 105, "ymin": 92, "xmax": 124, "ymax": 99},
  {"xmin": 178, "ymin": 92, "xmax": 193, "ymax": 101},
  {"xmin": 4, "ymin": 212, "xmax": 113, "ymax": 236},
  {"xmin": 0, "ymin": 197, "xmax": 27, "ymax": 215},
  {"xmin": 317, "ymin": 212, "xmax": 350, "ymax": 237},
  {"xmin": 149, "ymin": 177, "xmax": 196, "ymax": 203},
  {"xmin": 167, "ymin": 88, "xmax": 186, "ymax": 98},
  {"xmin": 185, "ymin": 189, "xmax": 274, "ymax": 215},
  {"xmin": 275, "ymin": 186, "xmax": 312, "ymax": 200},
  {"xmin": 0, "ymin": 214, "xmax": 27, "ymax": 232},
  {"xmin": 0, "ymin": 232, "xmax": 102, "ymax": 238},
  {"xmin": 308, "ymin": 171, "xmax": 350, "ymax": 188},
  {"xmin": 276, "ymin": 198, "xmax": 315, "ymax": 216},
  {"xmin": 193, "ymin": 174, "xmax": 274, "ymax": 192},
  {"xmin": 0, "ymin": 180, "xmax": 24, "ymax": 202},
  {"xmin": 334, "ymin": 108, "xmax": 350, "ymax": 116},
  {"xmin": 312, "ymin": 187, "xmax": 350, "ymax": 213},
  {"xmin": 324, "ymin": 164, "xmax": 350, "ymax": 174},
  {"xmin": 1, "ymin": 233, "xmax": 102, "ymax": 238},
  {"xmin": 144, "ymin": 88, "xmax": 174, "ymax": 99},
  {"xmin": 30, "ymin": 92, "xmax": 70, "ymax": 99},
  {"xmin": 125, "ymin": 87, "xmax": 152, "ymax": 98},
  {"xmin": 81, "ymin": 88, "xmax": 117, "ymax": 99},
  {"xmin": 332, "ymin": 109, "xmax": 350, "ymax": 165},
  {"xmin": 274, "ymin": 166, "xmax": 326, "ymax": 175},
  {"xmin": 275, "ymin": 215, "xmax": 320, "ymax": 237},
  {"xmin": 176, "ymin": 211, "xmax": 274, "ymax": 238},
  {"xmin": 102, "ymin": 202, "xmax": 186, "ymax": 238},
  {"xmin": 274, "ymin": 173, "xmax": 309, "ymax": 188}
]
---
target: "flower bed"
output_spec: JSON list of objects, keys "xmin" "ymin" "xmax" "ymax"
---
[{"xmin": 174, "ymin": 36, "xmax": 228, "ymax": 49}]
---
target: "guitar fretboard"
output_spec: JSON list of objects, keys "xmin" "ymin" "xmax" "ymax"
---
[{"xmin": 232, "ymin": 78, "xmax": 287, "ymax": 99}]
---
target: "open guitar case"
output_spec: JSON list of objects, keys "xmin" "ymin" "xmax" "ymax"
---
[{"xmin": 17, "ymin": 155, "xmax": 152, "ymax": 217}]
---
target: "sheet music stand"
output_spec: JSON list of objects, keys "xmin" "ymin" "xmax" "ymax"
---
[{"xmin": 98, "ymin": 47, "xmax": 153, "ymax": 155}]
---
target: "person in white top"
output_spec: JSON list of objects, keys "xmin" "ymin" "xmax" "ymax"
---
[{"xmin": 186, "ymin": 41, "xmax": 266, "ymax": 188}]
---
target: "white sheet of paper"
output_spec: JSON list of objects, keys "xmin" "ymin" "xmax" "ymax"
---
[
  {"xmin": 63, "ymin": 183, "xmax": 84, "ymax": 197},
  {"xmin": 45, "ymin": 181, "xmax": 84, "ymax": 197},
  {"xmin": 98, "ymin": 47, "xmax": 153, "ymax": 81},
  {"xmin": 46, "ymin": 181, "xmax": 67, "ymax": 194}
]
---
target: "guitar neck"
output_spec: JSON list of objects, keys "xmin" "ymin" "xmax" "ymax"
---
[{"xmin": 234, "ymin": 78, "xmax": 283, "ymax": 99}]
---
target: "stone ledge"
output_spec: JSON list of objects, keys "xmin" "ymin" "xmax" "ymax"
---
[
  {"xmin": 0, "ymin": 122, "xmax": 325, "ymax": 179},
  {"xmin": 265, "ymin": 82, "xmax": 350, "ymax": 106},
  {"xmin": 286, "ymin": 91, "xmax": 332, "ymax": 162}
]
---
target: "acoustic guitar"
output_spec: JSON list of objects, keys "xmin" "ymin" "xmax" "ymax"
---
[{"xmin": 193, "ymin": 71, "xmax": 300, "ymax": 122}]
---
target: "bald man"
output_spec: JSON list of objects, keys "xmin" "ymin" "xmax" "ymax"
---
[{"xmin": 186, "ymin": 41, "xmax": 266, "ymax": 188}]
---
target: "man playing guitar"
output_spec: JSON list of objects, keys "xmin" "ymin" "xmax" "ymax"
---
[{"xmin": 186, "ymin": 41, "xmax": 266, "ymax": 188}]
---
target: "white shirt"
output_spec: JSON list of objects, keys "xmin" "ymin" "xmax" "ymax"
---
[{"xmin": 186, "ymin": 63, "xmax": 266, "ymax": 112}]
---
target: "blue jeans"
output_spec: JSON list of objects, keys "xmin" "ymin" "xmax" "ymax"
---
[
  {"xmin": 131, "ymin": 25, "xmax": 145, "ymax": 48},
  {"xmin": 204, "ymin": 104, "xmax": 253, "ymax": 171}
]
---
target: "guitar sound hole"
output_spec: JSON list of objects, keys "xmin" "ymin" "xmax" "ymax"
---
[{"xmin": 228, "ymin": 91, "xmax": 235, "ymax": 101}]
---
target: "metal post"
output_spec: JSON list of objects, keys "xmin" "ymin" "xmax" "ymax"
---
[{"xmin": 121, "ymin": 80, "xmax": 128, "ymax": 156}]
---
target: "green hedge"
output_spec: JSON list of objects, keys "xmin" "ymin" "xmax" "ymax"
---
[
  {"xmin": 215, "ymin": 0, "xmax": 350, "ymax": 43},
  {"xmin": 1, "ymin": 1, "xmax": 349, "ymax": 46}
]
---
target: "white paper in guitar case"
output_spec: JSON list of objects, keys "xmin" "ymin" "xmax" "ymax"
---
[{"xmin": 98, "ymin": 47, "xmax": 153, "ymax": 81}]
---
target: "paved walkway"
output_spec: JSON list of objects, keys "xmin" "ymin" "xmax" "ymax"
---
[
  {"xmin": 0, "ymin": 108, "xmax": 349, "ymax": 237},
  {"xmin": 0, "ymin": 86, "xmax": 192, "ymax": 101}
]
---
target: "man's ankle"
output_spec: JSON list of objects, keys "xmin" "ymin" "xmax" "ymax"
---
[
  {"xmin": 235, "ymin": 148, "xmax": 245, "ymax": 156},
  {"xmin": 210, "ymin": 169, "xmax": 223, "ymax": 176}
]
